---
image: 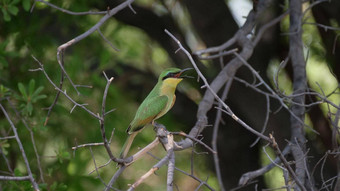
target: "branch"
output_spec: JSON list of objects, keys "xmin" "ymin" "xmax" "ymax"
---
[
  {"xmin": 127, "ymin": 149, "xmax": 174, "ymax": 191},
  {"xmin": 0, "ymin": 103, "xmax": 40, "ymax": 190},
  {"xmin": 239, "ymin": 146, "xmax": 291, "ymax": 186},
  {"xmin": 30, "ymin": 56, "xmax": 101, "ymax": 120},
  {"xmin": 165, "ymin": 29, "xmax": 271, "ymax": 145},
  {"xmin": 0, "ymin": 176, "xmax": 31, "ymax": 181},
  {"xmin": 172, "ymin": 132, "xmax": 216, "ymax": 154},
  {"xmin": 211, "ymin": 81, "xmax": 232, "ymax": 191},
  {"xmin": 6, "ymin": 98, "xmax": 45, "ymax": 183},
  {"xmin": 289, "ymin": 0, "xmax": 309, "ymax": 189},
  {"xmin": 270, "ymin": 134, "xmax": 306, "ymax": 191},
  {"xmin": 54, "ymin": 0, "xmax": 135, "ymax": 94}
]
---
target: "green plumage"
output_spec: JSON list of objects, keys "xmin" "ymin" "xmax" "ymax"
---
[{"xmin": 119, "ymin": 68, "xmax": 187, "ymax": 159}]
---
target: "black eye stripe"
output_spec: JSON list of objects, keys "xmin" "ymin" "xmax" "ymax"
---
[{"xmin": 162, "ymin": 72, "xmax": 177, "ymax": 80}]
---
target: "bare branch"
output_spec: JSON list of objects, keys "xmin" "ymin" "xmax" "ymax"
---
[
  {"xmin": 0, "ymin": 176, "xmax": 31, "ymax": 181},
  {"xmin": 270, "ymin": 134, "xmax": 306, "ymax": 191},
  {"xmin": 6, "ymin": 98, "xmax": 45, "ymax": 183},
  {"xmin": 239, "ymin": 146, "xmax": 291, "ymax": 186},
  {"xmin": 0, "ymin": 103, "xmax": 40, "ymax": 190}
]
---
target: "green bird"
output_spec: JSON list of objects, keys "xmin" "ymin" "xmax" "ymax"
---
[{"xmin": 120, "ymin": 68, "xmax": 192, "ymax": 159}]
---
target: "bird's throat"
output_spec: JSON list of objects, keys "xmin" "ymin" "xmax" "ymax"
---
[{"xmin": 160, "ymin": 78, "xmax": 182, "ymax": 96}]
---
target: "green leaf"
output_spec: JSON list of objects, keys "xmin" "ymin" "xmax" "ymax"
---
[
  {"xmin": 38, "ymin": 183, "xmax": 48, "ymax": 190},
  {"xmin": 32, "ymin": 94, "xmax": 47, "ymax": 102},
  {"xmin": 0, "ymin": 39, "xmax": 9, "ymax": 50},
  {"xmin": 28, "ymin": 79, "xmax": 35, "ymax": 96},
  {"xmin": 50, "ymin": 182, "xmax": 58, "ymax": 191},
  {"xmin": 14, "ymin": 168, "xmax": 23, "ymax": 176},
  {"xmin": 0, "ymin": 85, "xmax": 11, "ymax": 98},
  {"xmin": 0, "ymin": 56, "xmax": 8, "ymax": 68},
  {"xmin": 7, "ymin": 5, "xmax": 19, "ymax": 16},
  {"xmin": 58, "ymin": 183, "xmax": 67, "ymax": 191},
  {"xmin": 22, "ymin": 0, "xmax": 30, "ymax": 11},
  {"xmin": 0, "ymin": 141, "xmax": 10, "ymax": 155},
  {"xmin": 31, "ymin": 86, "xmax": 43, "ymax": 98},
  {"xmin": 10, "ymin": 0, "xmax": 20, "ymax": 5},
  {"xmin": 27, "ymin": 102, "xmax": 33, "ymax": 115},
  {"xmin": 2, "ymin": 8, "xmax": 11, "ymax": 22},
  {"xmin": 18, "ymin": 83, "xmax": 28, "ymax": 100},
  {"xmin": 61, "ymin": 151, "xmax": 70, "ymax": 159}
]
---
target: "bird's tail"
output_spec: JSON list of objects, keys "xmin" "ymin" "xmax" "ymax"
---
[{"xmin": 119, "ymin": 132, "xmax": 137, "ymax": 159}]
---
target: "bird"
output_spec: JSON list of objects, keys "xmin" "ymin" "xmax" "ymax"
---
[{"xmin": 119, "ymin": 68, "xmax": 192, "ymax": 159}]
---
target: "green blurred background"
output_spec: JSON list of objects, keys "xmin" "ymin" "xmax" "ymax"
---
[{"xmin": 1, "ymin": 0, "xmax": 340, "ymax": 190}]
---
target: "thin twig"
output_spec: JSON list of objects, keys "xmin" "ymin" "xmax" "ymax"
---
[
  {"xmin": 0, "ymin": 103, "xmax": 40, "ymax": 190},
  {"xmin": 6, "ymin": 98, "xmax": 45, "ymax": 183}
]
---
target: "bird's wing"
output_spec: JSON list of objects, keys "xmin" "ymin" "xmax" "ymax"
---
[{"xmin": 127, "ymin": 95, "xmax": 168, "ymax": 133}]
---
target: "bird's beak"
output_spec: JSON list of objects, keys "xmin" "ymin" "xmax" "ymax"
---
[{"xmin": 174, "ymin": 68, "xmax": 194, "ymax": 79}]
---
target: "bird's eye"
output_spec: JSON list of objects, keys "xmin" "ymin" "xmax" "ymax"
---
[{"xmin": 162, "ymin": 72, "xmax": 173, "ymax": 80}]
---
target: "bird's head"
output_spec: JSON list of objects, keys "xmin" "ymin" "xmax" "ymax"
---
[{"xmin": 158, "ymin": 68, "xmax": 193, "ymax": 82}]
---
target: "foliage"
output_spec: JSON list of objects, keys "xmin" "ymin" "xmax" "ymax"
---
[
  {"xmin": 1, "ymin": 0, "xmax": 340, "ymax": 190},
  {"xmin": 16, "ymin": 79, "xmax": 47, "ymax": 116}
]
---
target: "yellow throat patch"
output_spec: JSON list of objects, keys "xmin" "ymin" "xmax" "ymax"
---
[{"xmin": 160, "ymin": 78, "xmax": 183, "ymax": 95}]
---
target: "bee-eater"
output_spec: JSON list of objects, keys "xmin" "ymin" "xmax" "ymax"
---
[{"xmin": 120, "ymin": 68, "xmax": 192, "ymax": 159}]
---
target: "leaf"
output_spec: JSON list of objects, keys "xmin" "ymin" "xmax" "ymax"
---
[
  {"xmin": 7, "ymin": 5, "xmax": 19, "ymax": 16},
  {"xmin": 27, "ymin": 102, "xmax": 33, "ymax": 115},
  {"xmin": 0, "ymin": 56, "xmax": 8, "ymax": 68},
  {"xmin": 32, "ymin": 94, "xmax": 47, "ymax": 103},
  {"xmin": 0, "ymin": 85, "xmax": 11, "ymax": 98},
  {"xmin": 1, "ymin": 8, "xmax": 11, "ymax": 22},
  {"xmin": 10, "ymin": 0, "xmax": 20, "ymax": 5},
  {"xmin": 31, "ymin": 86, "xmax": 43, "ymax": 98},
  {"xmin": 61, "ymin": 151, "xmax": 70, "ymax": 159},
  {"xmin": 38, "ymin": 183, "xmax": 47, "ymax": 190},
  {"xmin": 22, "ymin": 0, "xmax": 30, "ymax": 11},
  {"xmin": 14, "ymin": 168, "xmax": 23, "ymax": 176},
  {"xmin": 28, "ymin": 79, "xmax": 35, "ymax": 96},
  {"xmin": 18, "ymin": 83, "xmax": 27, "ymax": 100},
  {"xmin": 50, "ymin": 182, "xmax": 58, "ymax": 191},
  {"xmin": 0, "ymin": 39, "xmax": 9, "ymax": 50},
  {"xmin": 0, "ymin": 141, "xmax": 10, "ymax": 155}
]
